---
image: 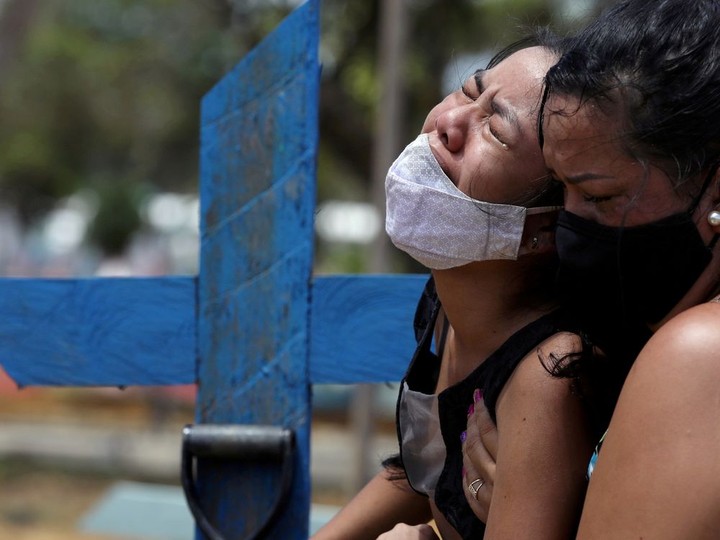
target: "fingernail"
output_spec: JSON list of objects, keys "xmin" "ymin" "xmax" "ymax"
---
[
  {"xmin": 473, "ymin": 389, "xmax": 483, "ymax": 403},
  {"xmin": 460, "ymin": 430, "xmax": 467, "ymax": 443},
  {"xmin": 467, "ymin": 403, "xmax": 474, "ymax": 416}
]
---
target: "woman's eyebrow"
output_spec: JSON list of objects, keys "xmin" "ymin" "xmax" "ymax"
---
[
  {"xmin": 548, "ymin": 169, "xmax": 614, "ymax": 184},
  {"xmin": 473, "ymin": 69, "xmax": 485, "ymax": 93}
]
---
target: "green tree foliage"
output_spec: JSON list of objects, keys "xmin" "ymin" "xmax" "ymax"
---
[
  {"xmin": 0, "ymin": 0, "xmax": 598, "ymax": 257},
  {"xmin": 0, "ymin": 1, "xmax": 240, "ymax": 225}
]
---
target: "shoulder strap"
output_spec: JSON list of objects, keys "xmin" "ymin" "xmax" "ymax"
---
[
  {"xmin": 405, "ymin": 276, "xmax": 442, "ymax": 392},
  {"xmin": 436, "ymin": 314, "xmax": 450, "ymax": 360}
]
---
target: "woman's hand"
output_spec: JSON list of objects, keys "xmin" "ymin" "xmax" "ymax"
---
[
  {"xmin": 376, "ymin": 523, "xmax": 439, "ymax": 540},
  {"xmin": 462, "ymin": 390, "xmax": 498, "ymax": 522}
]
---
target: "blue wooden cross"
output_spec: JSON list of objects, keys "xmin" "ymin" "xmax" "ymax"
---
[{"xmin": 0, "ymin": 1, "xmax": 426, "ymax": 537}]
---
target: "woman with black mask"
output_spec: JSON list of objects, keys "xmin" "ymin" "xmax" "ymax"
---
[{"xmin": 463, "ymin": 0, "xmax": 720, "ymax": 537}]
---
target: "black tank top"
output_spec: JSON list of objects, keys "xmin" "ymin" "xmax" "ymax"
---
[{"xmin": 397, "ymin": 277, "xmax": 577, "ymax": 538}]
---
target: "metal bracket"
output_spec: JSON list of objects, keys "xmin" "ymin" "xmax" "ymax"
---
[{"xmin": 181, "ymin": 424, "xmax": 296, "ymax": 540}]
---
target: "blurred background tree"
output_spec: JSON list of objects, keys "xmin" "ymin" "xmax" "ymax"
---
[{"xmin": 0, "ymin": 0, "xmax": 613, "ymax": 276}]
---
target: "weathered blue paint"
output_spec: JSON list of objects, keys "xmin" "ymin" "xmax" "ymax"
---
[
  {"xmin": 0, "ymin": 277, "xmax": 196, "ymax": 387},
  {"xmin": 0, "ymin": 274, "xmax": 425, "ymax": 389},
  {"xmin": 310, "ymin": 274, "xmax": 427, "ymax": 384},
  {"xmin": 195, "ymin": 0, "xmax": 319, "ymax": 538}
]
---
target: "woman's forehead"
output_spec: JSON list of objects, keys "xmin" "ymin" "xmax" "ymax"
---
[
  {"xmin": 487, "ymin": 46, "xmax": 558, "ymax": 83},
  {"xmin": 543, "ymin": 95, "xmax": 621, "ymax": 142},
  {"xmin": 485, "ymin": 47, "xmax": 558, "ymax": 125}
]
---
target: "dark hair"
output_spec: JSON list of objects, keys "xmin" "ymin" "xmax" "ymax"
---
[
  {"xmin": 543, "ymin": 0, "xmax": 720, "ymax": 193},
  {"xmin": 543, "ymin": 330, "xmax": 638, "ymax": 439},
  {"xmin": 485, "ymin": 29, "xmax": 572, "ymax": 209},
  {"xmin": 381, "ymin": 453, "xmax": 406, "ymax": 482}
]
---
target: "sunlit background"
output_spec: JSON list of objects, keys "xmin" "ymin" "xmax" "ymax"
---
[{"xmin": 0, "ymin": 1, "xmax": 611, "ymax": 538}]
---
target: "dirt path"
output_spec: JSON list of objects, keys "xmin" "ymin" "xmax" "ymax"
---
[{"xmin": 0, "ymin": 461, "xmax": 116, "ymax": 539}]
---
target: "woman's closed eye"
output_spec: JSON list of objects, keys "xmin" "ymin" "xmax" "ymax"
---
[
  {"xmin": 486, "ymin": 121, "xmax": 509, "ymax": 149},
  {"xmin": 548, "ymin": 175, "xmax": 615, "ymax": 205},
  {"xmin": 583, "ymin": 194, "xmax": 613, "ymax": 203}
]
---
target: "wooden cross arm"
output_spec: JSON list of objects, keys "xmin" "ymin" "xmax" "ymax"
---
[
  {"xmin": 0, "ymin": 276, "xmax": 196, "ymax": 387},
  {"xmin": 0, "ymin": 274, "xmax": 426, "ymax": 388}
]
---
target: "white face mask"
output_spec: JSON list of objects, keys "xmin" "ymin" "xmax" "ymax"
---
[{"xmin": 385, "ymin": 133, "xmax": 559, "ymax": 270}]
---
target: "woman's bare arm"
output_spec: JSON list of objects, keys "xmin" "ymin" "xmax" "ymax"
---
[
  {"xmin": 577, "ymin": 302, "xmax": 720, "ymax": 539},
  {"xmin": 311, "ymin": 468, "xmax": 432, "ymax": 540},
  {"xmin": 481, "ymin": 332, "xmax": 594, "ymax": 540}
]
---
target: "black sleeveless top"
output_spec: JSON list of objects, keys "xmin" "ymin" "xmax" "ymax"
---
[{"xmin": 397, "ymin": 277, "xmax": 578, "ymax": 538}]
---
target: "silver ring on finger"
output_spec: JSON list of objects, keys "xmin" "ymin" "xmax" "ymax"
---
[{"xmin": 468, "ymin": 478, "xmax": 484, "ymax": 499}]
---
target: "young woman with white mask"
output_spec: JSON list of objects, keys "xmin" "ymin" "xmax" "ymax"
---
[{"xmin": 313, "ymin": 34, "xmax": 600, "ymax": 540}]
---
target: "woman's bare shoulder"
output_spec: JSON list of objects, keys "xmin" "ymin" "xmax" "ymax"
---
[
  {"xmin": 537, "ymin": 330, "xmax": 584, "ymax": 357},
  {"xmin": 645, "ymin": 301, "xmax": 720, "ymax": 361},
  {"xmin": 628, "ymin": 301, "xmax": 720, "ymax": 389},
  {"xmin": 577, "ymin": 302, "xmax": 720, "ymax": 540},
  {"xmin": 500, "ymin": 331, "xmax": 582, "ymax": 407}
]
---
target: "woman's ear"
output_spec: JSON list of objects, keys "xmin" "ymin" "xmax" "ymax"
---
[
  {"xmin": 712, "ymin": 167, "xmax": 720, "ymax": 205},
  {"xmin": 517, "ymin": 209, "xmax": 559, "ymax": 257}
]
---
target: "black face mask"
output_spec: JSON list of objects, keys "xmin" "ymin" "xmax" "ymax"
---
[{"xmin": 555, "ymin": 207, "xmax": 715, "ymax": 357}]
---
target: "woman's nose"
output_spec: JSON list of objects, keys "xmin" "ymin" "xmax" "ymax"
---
[{"xmin": 435, "ymin": 104, "xmax": 470, "ymax": 153}]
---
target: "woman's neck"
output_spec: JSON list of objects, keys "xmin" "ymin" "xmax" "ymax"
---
[
  {"xmin": 432, "ymin": 259, "xmax": 556, "ymax": 376},
  {"xmin": 653, "ymin": 242, "xmax": 720, "ymax": 331}
]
